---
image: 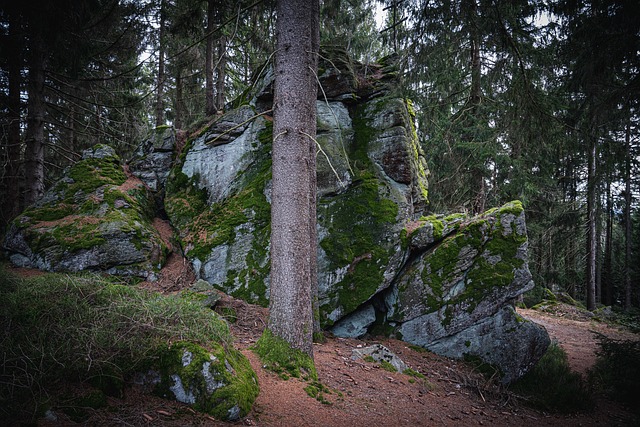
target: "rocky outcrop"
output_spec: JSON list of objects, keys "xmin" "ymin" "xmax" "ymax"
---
[
  {"xmin": 386, "ymin": 201, "xmax": 549, "ymax": 383},
  {"xmin": 164, "ymin": 53, "xmax": 429, "ymax": 327},
  {"xmin": 3, "ymin": 50, "xmax": 549, "ymax": 384},
  {"xmin": 2, "ymin": 145, "xmax": 167, "ymax": 280}
]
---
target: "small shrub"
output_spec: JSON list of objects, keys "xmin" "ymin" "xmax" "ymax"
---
[
  {"xmin": 588, "ymin": 333, "xmax": 640, "ymax": 413},
  {"xmin": 510, "ymin": 342, "xmax": 592, "ymax": 413}
]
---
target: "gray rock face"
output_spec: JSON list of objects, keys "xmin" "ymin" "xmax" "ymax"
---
[
  {"xmin": 2, "ymin": 144, "xmax": 166, "ymax": 280},
  {"xmin": 147, "ymin": 342, "xmax": 259, "ymax": 421},
  {"xmin": 129, "ymin": 127, "xmax": 175, "ymax": 192},
  {"xmin": 382, "ymin": 202, "xmax": 548, "ymax": 383}
]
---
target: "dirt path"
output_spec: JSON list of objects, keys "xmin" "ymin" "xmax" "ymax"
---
[{"xmin": 519, "ymin": 307, "xmax": 639, "ymax": 376}]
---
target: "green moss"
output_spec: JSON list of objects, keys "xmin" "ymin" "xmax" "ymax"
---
[
  {"xmin": 380, "ymin": 360, "xmax": 397, "ymax": 372},
  {"xmin": 363, "ymin": 355, "xmax": 375, "ymax": 363},
  {"xmin": 415, "ymin": 203, "xmax": 528, "ymax": 326},
  {"xmin": 153, "ymin": 341, "xmax": 258, "ymax": 420},
  {"xmin": 403, "ymin": 368, "xmax": 426, "ymax": 379},
  {"xmin": 252, "ymin": 328, "xmax": 317, "ymax": 381},
  {"xmin": 315, "ymin": 100, "xmax": 400, "ymax": 324},
  {"xmin": 164, "ymin": 122, "xmax": 272, "ymax": 306},
  {"xmin": 304, "ymin": 381, "xmax": 333, "ymax": 405}
]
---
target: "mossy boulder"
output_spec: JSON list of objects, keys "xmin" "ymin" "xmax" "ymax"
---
[
  {"xmin": 378, "ymin": 201, "xmax": 550, "ymax": 383},
  {"xmin": 2, "ymin": 145, "xmax": 167, "ymax": 280},
  {"xmin": 146, "ymin": 342, "xmax": 258, "ymax": 421}
]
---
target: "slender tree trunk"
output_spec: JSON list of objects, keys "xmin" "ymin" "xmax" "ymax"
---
[
  {"xmin": 586, "ymin": 131, "xmax": 597, "ymax": 311},
  {"xmin": 215, "ymin": 34, "xmax": 227, "ymax": 112},
  {"xmin": 155, "ymin": 0, "xmax": 166, "ymax": 127},
  {"xmin": 309, "ymin": 0, "xmax": 321, "ymax": 340},
  {"xmin": 596, "ymin": 192, "xmax": 602, "ymax": 303},
  {"xmin": 175, "ymin": 70, "xmax": 184, "ymax": 130},
  {"xmin": 268, "ymin": 0, "xmax": 319, "ymax": 356},
  {"xmin": 205, "ymin": 0, "xmax": 216, "ymax": 116},
  {"xmin": 624, "ymin": 121, "xmax": 632, "ymax": 311},
  {"xmin": 466, "ymin": 0, "xmax": 485, "ymax": 214},
  {"xmin": 603, "ymin": 175, "xmax": 613, "ymax": 306},
  {"xmin": 24, "ymin": 29, "xmax": 46, "ymax": 207},
  {"xmin": 5, "ymin": 10, "xmax": 22, "ymax": 220}
]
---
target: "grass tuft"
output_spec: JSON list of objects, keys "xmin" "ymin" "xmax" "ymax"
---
[{"xmin": 0, "ymin": 265, "xmax": 232, "ymax": 421}]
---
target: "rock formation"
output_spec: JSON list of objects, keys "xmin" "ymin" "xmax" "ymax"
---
[
  {"xmin": 3, "ymin": 145, "xmax": 167, "ymax": 280},
  {"xmin": 2, "ymin": 50, "xmax": 549, "ymax": 383}
]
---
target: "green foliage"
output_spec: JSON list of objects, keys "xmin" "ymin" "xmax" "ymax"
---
[
  {"xmin": 380, "ymin": 360, "xmax": 397, "ymax": 372},
  {"xmin": 511, "ymin": 343, "xmax": 592, "ymax": 413},
  {"xmin": 0, "ymin": 266, "xmax": 233, "ymax": 421},
  {"xmin": 588, "ymin": 334, "xmax": 640, "ymax": 414},
  {"xmin": 252, "ymin": 329, "xmax": 318, "ymax": 381},
  {"xmin": 304, "ymin": 381, "xmax": 333, "ymax": 405}
]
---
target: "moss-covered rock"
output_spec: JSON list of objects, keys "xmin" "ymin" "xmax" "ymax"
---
[
  {"xmin": 150, "ymin": 341, "xmax": 258, "ymax": 421},
  {"xmin": 380, "ymin": 201, "xmax": 549, "ymax": 383},
  {"xmin": 2, "ymin": 145, "xmax": 167, "ymax": 279}
]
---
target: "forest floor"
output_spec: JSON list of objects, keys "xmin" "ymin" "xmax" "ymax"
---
[{"xmin": 24, "ymin": 221, "xmax": 639, "ymax": 426}]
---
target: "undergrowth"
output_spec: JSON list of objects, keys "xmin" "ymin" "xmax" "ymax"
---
[
  {"xmin": 510, "ymin": 342, "xmax": 592, "ymax": 413},
  {"xmin": 0, "ymin": 265, "xmax": 232, "ymax": 421},
  {"xmin": 588, "ymin": 333, "xmax": 640, "ymax": 415}
]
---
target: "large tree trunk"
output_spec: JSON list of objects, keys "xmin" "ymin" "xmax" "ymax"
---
[
  {"xmin": 624, "ymin": 121, "xmax": 632, "ymax": 311},
  {"xmin": 268, "ymin": 0, "xmax": 319, "ymax": 356},
  {"xmin": 586, "ymin": 132, "xmax": 597, "ymax": 311},
  {"xmin": 24, "ymin": 28, "xmax": 46, "ymax": 207},
  {"xmin": 5, "ymin": 10, "xmax": 23, "ymax": 221}
]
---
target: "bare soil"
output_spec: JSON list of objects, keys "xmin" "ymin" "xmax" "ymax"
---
[{"xmin": 22, "ymin": 245, "xmax": 638, "ymax": 427}]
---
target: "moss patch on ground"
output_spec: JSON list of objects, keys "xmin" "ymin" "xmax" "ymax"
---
[{"xmin": 252, "ymin": 329, "xmax": 318, "ymax": 381}]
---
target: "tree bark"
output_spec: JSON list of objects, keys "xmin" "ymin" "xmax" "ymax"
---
[
  {"xmin": 5, "ymin": 9, "xmax": 23, "ymax": 220},
  {"xmin": 624, "ymin": 120, "xmax": 632, "ymax": 311},
  {"xmin": 24, "ymin": 26, "xmax": 46, "ymax": 207},
  {"xmin": 155, "ymin": 0, "xmax": 166, "ymax": 127},
  {"xmin": 585, "ymin": 131, "xmax": 597, "ymax": 311},
  {"xmin": 205, "ymin": 0, "xmax": 216, "ymax": 116},
  {"xmin": 603, "ymin": 174, "xmax": 613, "ymax": 306},
  {"xmin": 268, "ymin": 0, "xmax": 319, "ymax": 356},
  {"xmin": 215, "ymin": 34, "xmax": 227, "ymax": 112}
]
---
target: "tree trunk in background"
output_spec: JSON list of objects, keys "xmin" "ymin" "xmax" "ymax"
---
[
  {"xmin": 24, "ymin": 29, "xmax": 46, "ymax": 207},
  {"xmin": 603, "ymin": 176, "xmax": 613, "ymax": 306},
  {"xmin": 465, "ymin": 0, "xmax": 485, "ymax": 215},
  {"xmin": 175, "ymin": 71, "xmax": 184, "ymax": 130},
  {"xmin": 155, "ymin": 0, "xmax": 166, "ymax": 127},
  {"xmin": 268, "ymin": 0, "xmax": 319, "ymax": 356},
  {"xmin": 586, "ymin": 131, "xmax": 597, "ymax": 311},
  {"xmin": 624, "ymin": 121, "xmax": 632, "ymax": 311},
  {"xmin": 205, "ymin": 0, "xmax": 216, "ymax": 116},
  {"xmin": 5, "ymin": 10, "xmax": 22, "ymax": 220},
  {"xmin": 215, "ymin": 34, "xmax": 227, "ymax": 112}
]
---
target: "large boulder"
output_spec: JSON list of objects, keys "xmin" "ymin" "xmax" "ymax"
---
[
  {"xmin": 164, "ymin": 54, "xmax": 429, "ymax": 327},
  {"xmin": 2, "ymin": 145, "xmax": 167, "ymax": 280},
  {"xmin": 383, "ymin": 201, "xmax": 550, "ymax": 383}
]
